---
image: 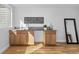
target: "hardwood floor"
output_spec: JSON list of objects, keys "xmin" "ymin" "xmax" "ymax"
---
[{"xmin": 3, "ymin": 43, "xmax": 79, "ymax": 54}]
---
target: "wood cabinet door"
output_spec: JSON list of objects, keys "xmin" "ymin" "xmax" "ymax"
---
[
  {"xmin": 50, "ymin": 33, "xmax": 56, "ymax": 45},
  {"xmin": 9, "ymin": 30, "xmax": 34, "ymax": 46},
  {"xmin": 15, "ymin": 30, "xmax": 21, "ymax": 45},
  {"xmin": 45, "ymin": 34, "xmax": 51, "ymax": 45},
  {"xmin": 9, "ymin": 31, "xmax": 15, "ymax": 45},
  {"xmin": 44, "ymin": 31, "xmax": 56, "ymax": 45},
  {"xmin": 28, "ymin": 31, "xmax": 34, "ymax": 45},
  {"xmin": 9, "ymin": 30, "xmax": 17, "ymax": 45},
  {"xmin": 20, "ymin": 31, "xmax": 28, "ymax": 45}
]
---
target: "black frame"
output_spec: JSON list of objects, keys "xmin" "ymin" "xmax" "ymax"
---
[{"xmin": 64, "ymin": 18, "xmax": 79, "ymax": 44}]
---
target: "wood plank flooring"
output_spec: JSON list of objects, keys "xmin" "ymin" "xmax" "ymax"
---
[{"xmin": 3, "ymin": 43, "xmax": 79, "ymax": 54}]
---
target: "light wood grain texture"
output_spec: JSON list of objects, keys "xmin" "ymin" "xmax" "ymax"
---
[
  {"xmin": 44, "ymin": 31, "xmax": 56, "ymax": 45},
  {"xmin": 9, "ymin": 30, "xmax": 17, "ymax": 45},
  {"xmin": 3, "ymin": 43, "xmax": 79, "ymax": 54},
  {"xmin": 28, "ymin": 31, "xmax": 34, "ymax": 45},
  {"xmin": 19, "ymin": 30, "xmax": 28, "ymax": 45},
  {"xmin": 9, "ymin": 30, "xmax": 34, "ymax": 46}
]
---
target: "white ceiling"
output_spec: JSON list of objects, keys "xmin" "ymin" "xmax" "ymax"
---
[{"xmin": 11, "ymin": 4, "xmax": 79, "ymax": 8}]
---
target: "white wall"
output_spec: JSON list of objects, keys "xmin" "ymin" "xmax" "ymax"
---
[
  {"xmin": 13, "ymin": 5, "xmax": 79, "ymax": 42},
  {"xmin": 0, "ymin": 4, "xmax": 12, "ymax": 53},
  {"xmin": 0, "ymin": 28, "xmax": 9, "ymax": 53}
]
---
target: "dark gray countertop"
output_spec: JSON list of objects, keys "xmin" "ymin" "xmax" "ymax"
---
[
  {"xmin": 28, "ymin": 27, "xmax": 44, "ymax": 31},
  {"xmin": 11, "ymin": 27, "xmax": 56, "ymax": 31}
]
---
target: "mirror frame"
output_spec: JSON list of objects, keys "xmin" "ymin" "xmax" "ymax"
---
[{"xmin": 64, "ymin": 18, "xmax": 79, "ymax": 44}]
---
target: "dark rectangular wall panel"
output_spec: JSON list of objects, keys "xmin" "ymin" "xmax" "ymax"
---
[{"xmin": 24, "ymin": 17, "xmax": 44, "ymax": 24}]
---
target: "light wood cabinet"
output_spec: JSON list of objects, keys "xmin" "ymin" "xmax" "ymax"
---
[
  {"xmin": 17, "ymin": 30, "xmax": 28, "ymax": 45},
  {"xmin": 9, "ymin": 30, "xmax": 16, "ymax": 45},
  {"xmin": 9, "ymin": 30, "xmax": 34, "ymax": 46},
  {"xmin": 43, "ymin": 30, "xmax": 56, "ymax": 45},
  {"xmin": 20, "ymin": 31, "xmax": 28, "ymax": 45},
  {"xmin": 28, "ymin": 31, "xmax": 34, "ymax": 45}
]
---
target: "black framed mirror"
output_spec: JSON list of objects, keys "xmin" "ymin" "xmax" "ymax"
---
[{"xmin": 64, "ymin": 18, "xmax": 79, "ymax": 44}]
